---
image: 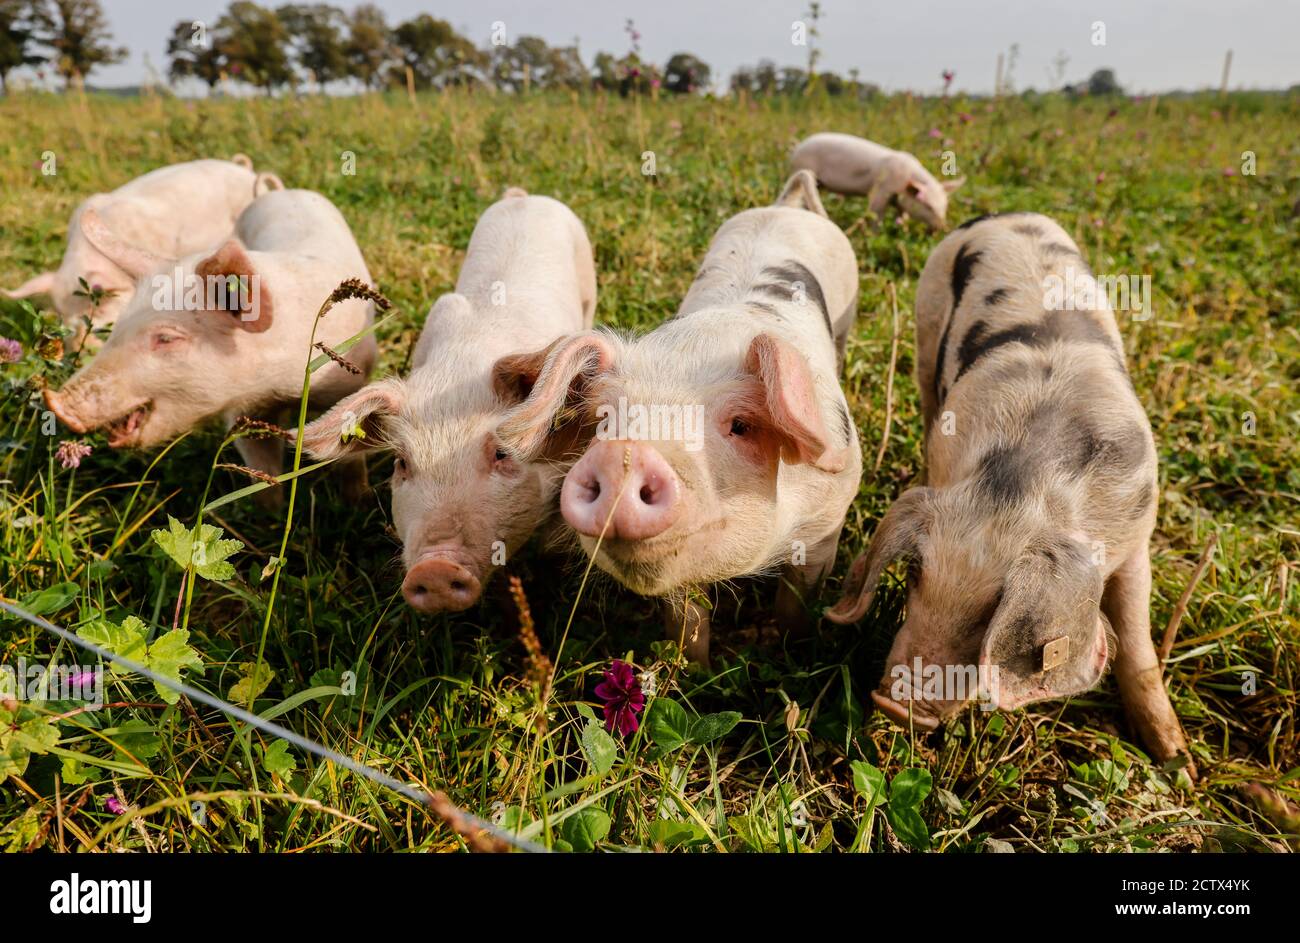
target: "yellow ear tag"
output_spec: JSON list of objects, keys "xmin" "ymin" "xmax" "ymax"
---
[{"xmin": 1042, "ymin": 636, "xmax": 1070, "ymax": 671}]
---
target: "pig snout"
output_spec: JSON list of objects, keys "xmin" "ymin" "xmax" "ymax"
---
[
  {"xmin": 871, "ymin": 690, "xmax": 941, "ymax": 730},
  {"xmin": 43, "ymin": 388, "xmax": 89, "ymax": 434},
  {"xmin": 402, "ymin": 552, "xmax": 482, "ymax": 613},
  {"xmin": 561, "ymin": 440, "xmax": 682, "ymax": 540}
]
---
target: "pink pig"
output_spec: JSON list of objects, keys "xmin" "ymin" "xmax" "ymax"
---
[
  {"xmin": 300, "ymin": 189, "xmax": 597, "ymax": 613},
  {"xmin": 42, "ymin": 188, "xmax": 378, "ymax": 496},
  {"xmin": 5, "ymin": 155, "xmax": 263, "ymax": 341},
  {"xmin": 497, "ymin": 171, "xmax": 862, "ymax": 661},
  {"xmin": 790, "ymin": 132, "xmax": 965, "ymax": 230}
]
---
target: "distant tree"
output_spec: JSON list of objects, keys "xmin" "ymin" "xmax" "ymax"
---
[
  {"xmin": 278, "ymin": 3, "xmax": 346, "ymax": 91},
  {"xmin": 214, "ymin": 1, "xmax": 292, "ymax": 95},
  {"xmin": 778, "ymin": 66, "xmax": 808, "ymax": 95},
  {"xmin": 343, "ymin": 2, "xmax": 389, "ymax": 90},
  {"xmin": 390, "ymin": 14, "xmax": 485, "ymax": 89},
  {"xmin": 165, "ymin": 19, "xmax": 223, "ymax": 91},
  {"xmin": 663, "ymin": 52, "xmax": 709, "ymax": 94},
  {"xmin": 1087, "ymin": 68, "xmax": 1121, "ymax": 96},
  {"xmin": 0, "ymin": 0, "xmax": 44, "ymax": 94},
  {"xmin": 592, "ymin": 50, "xmax": 619, "ymax": 91},
  {"xmin": 491, "ymin": 35, "xmax": 583, "ymax": 91},
  {"xmin": 753, "ymin": 59, "xmax": 778, "ymax": 95},
  {"xmin": 818, "ymin": 70, "xmax": 844, "ymax": 96},
  {"xmin": 728, "ymin": 64, "xmax": 754, "ymax": 95},
  {"xmin": 31, "ymin": 0, "xmax": 126, "ymax": 88}
]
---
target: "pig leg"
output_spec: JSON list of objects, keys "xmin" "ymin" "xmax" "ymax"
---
[
  {"xmin": 866, "ymin": 185, "xmax": 894, "ymax": 223},
  {"xmin": 662, "ymin": 593, "xmax": 711, "ymax": 664},
  {"xmin": 774, "ymin": 527, "xmax": 841, "ymax": 636},
  {"xmin": 1101, "ymin": 546, "xmax": 1196, "ymax": 778}
]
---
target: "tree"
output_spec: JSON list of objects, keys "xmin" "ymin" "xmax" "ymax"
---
[
  {"xmin": 390, "ymin": 14, "xmax": 485, "ymax": 89},
  {"xmin": 214, "ymin": 1, "xmax": 292, "ymax": 95},
  {"xmin": 343, "ymin": 2, "xmax": 389, "ymax": 90},
  {"xmin": 31, "ymin": 0, "xmax": 125, "ymax": 88},
  {"xmin": 663, "ymin": 52, "xmax": 709, "ymax": 94},
  {"xmin": 1087, "ymin": 68, "xmax": 1121, "ymax": 96},
  {"xmin": 165, "ymin": 19, "xmax": 222, "ymax": 91},
  {"xmin": 491, "ymin": 35, "xmax": 585, "ymax": 92},
  {"xmin": 0, "ymin": 0, "xmax": 44, "ymax": 94},
  {"xmin": 278, "ymin": 3, "xmax": 346, "ymax": 91}
]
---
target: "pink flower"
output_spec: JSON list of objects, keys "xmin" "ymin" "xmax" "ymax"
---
[
  {"xmin": 941, "ymin": 69, "xmax": 954, "ymax": 83},
  {"xmin": 594, "ymin": 660, "xmax": 645, "ymax": 737},
  {"xmin": 928, "ymin": 128, "xmax": 942, "ymax": 139},
  {"xmin": 0, "ymin": 337, "xmax": 21, "ymax": 363},
  {"xmin": 105, "ymin": 796, "xmax": 126, "ymax": 814},
  {"xmin": 958, "ymin": 112, "xmax": 973, "ymax": 123},
  {"xmin": 56, "ymin": 440, "xmax": 93, "ymax": 469},
  {"xmin": 651, "ymin": 77, "xmax": 661, "ymax": 89},
  {"xmin": 1096, "ymin": 171, "xmax": 1106, "ymax": 184},
  {"xmin": 1222, "ymin": 166, "xmax": 1236, "ymax": 177}
]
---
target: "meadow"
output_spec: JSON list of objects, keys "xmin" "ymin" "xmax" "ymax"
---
[{"xmin": 0, "ymin": 86, "xmax": 1297, "ymax": 852}]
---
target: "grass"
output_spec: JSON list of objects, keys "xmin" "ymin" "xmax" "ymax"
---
[{"xmin": 1, "ymin": 86, "xmax": 1297, "ymax": 852}]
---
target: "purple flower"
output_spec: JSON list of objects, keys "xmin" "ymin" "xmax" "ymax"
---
[
  {"xmin": 105, "ymin": 796, "xmax": 125, "ymax": 814},
  {"xmin": 56, "ymin": 440, "xmax": 93, "ymax": 469},
  {"xmin": 928, "ymin": 128, "xmax": 942, "ymax": 139},
  {"xmin": 594, "ymin": 660, "xmax": 645, "ymax": 737},
  {"xmin": 0, "ymin": 337, "xmax": 21, "ymax": 363}
]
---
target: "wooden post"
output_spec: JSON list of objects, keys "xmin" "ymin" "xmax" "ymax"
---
[{"xmin": 1219, "ymin": 50, "xmax": 1232, "ymax": 97}]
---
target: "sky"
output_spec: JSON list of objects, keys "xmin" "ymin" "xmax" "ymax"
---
[{"xmin": 62, "ymin": 0, "xmax": 1300, "ymax": 95}]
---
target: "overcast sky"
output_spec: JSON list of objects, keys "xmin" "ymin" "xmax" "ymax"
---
[{"xmin": 76, "ymin": 0, "xmax": 1300, "ymax": 94}]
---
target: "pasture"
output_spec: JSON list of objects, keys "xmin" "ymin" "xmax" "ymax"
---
[{"xmin": 1, "ymin": 87, "xmax": 1297, "ymax": 852}]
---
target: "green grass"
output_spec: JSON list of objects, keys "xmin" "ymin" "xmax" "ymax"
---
[{"xmin": 1, "ymin": 87, "xmax": 1297, "ymax": 852}]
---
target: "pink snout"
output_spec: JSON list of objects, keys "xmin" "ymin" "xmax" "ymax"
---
[
  {"xmin": 561, "ymin": 440, "xmax": 682, "ymax": 540},
  {"xmin": 402, "ymin": 553, "xmax": 482, "ymax": 613},
  {"xmin": 43, "ymin": 389, "xmax": 88, "ymax": 434}
]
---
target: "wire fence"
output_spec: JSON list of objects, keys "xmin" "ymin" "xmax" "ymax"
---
[{"xmin": 0, "ymin": 599, "xmax": 546, "ymax": 853}]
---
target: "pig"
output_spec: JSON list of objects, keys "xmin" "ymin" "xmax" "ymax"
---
[
  {"xmin": 825, "ymin": 211, "xmax": 1194, "ymax": 773},
  {"xmin": 42, "ymin": 187, "xmax": 378, "ymax": 496},
  {"xmin": 299, "ymin": 188, "xmax": 597, "ymax": 614},
  {"xmin": 497, "ymin": 170, "xmax": 862, "ymax": 662},
  {"xmin": 790, "ymin": 132, "xmax": 964, "ymax": 230},
  {"xmin": 4, "ymin": 155, "xmax": 262, "ymax": 341}
]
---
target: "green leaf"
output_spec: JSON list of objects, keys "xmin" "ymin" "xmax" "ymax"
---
[
  {"xmin": 688, "ymin": 710, "xmax": 741, "ymax": 744},
  {"xmin": 889, "ymin": 768, "xmax": 933, "ymax": 809},
  {"xmin": 647, "ymin": 819, "xmax": 702, "ymax": 849},
  {"xmin": 574, "ymin": 701, "xmax": 597, "ymax": 723},
  {"xmin": 60, "ymin": 754, "xmax": 102, "ymax": 785},
  {"xmin": 261, "ymin": 739, "xmax": 297, "ymax": 779},
  {"xmin": 580, "ymin": 720, "xmax": 618, "ymax": 776},
  {"xmin": 77, "ymin": 619, "xmax": 202, "ymax": 704},
  {"xmin": 560, "ymin": 807, "xmax": 610, "ymax": 851},
  {"xmin": 150, "ymin": 515, "xmax": 242, "ymax": 581},
  {"xmin": 111, "ymin": 719, "xmax": 163, "ymax": 761},
  {"xmin": 850, "ymin": 760, "xmax": 887, "ymax": 806},
  {"xmin": 0, "ymin": 707, "xmax": 59, "ymax": 782},
  {"xmin": 229, "ymin": 662, "xmax": 275, "ymax": 704},
  {"xmin": 646, "ymin": 697, "xmax": 690, "ymax": 752},
  {"xmin": 887, "ymin": 804, "xmax": 931, "ymax": 851},
  {"xmin": 19, "ymin": 581, "xmax": 79, "ymax": 616}
]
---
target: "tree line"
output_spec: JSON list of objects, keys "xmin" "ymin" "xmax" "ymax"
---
[{"xmin": 0, "ymin": 0, "xmax": 887, "ymax": 97}]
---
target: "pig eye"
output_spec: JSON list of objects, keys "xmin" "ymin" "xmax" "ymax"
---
[
  {"xmin": 494, "ymin": 447, "xmax": 509, "ymax": 462},
  {"xmin": 151, "ymin": 331, "xmax": 184, "ymax": 350},
  {"xmin": 392, "ymin": 456, "xmax": 409, "ymax": 480},
  {"xmin": 729, "ymin": 418, "xmax": 751, "ymax": 437}
]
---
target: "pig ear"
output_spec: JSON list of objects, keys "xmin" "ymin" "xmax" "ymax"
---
[
  {"xmin": 979, "ymin": 534, "xmax": 1108, "ymax": 710},
  {"xmin": 942, "ymin": 175, "xmax": 966, "ymax": 193},
  {"xmin": 825, "ymin": 487, "xmax": 932, "ymax": 624},
  {"xmin": 195, "ymin": 240, "xmax": 274, "ymax": 333},
  {"xmin": 775, "ymin": 168, "xmax": 827, "ymax": 217},
  {"xmin": 905, "ymin": 180, "xmax": 932, "ymax": 205},
  {"xmin": 299, "ymin": 379, "xmax": 405, "ymax": 460},
  {"xmin": 79, "ymin": 208, "xmax": 167, "ymax": 279},
  {"xmin": 744, "ymin": 333, "xmax": 848, "ymax": 472},
  {"xmin": 495, "ymin": 332, "xmax": 617, "ymax": 461},
  {"xmin": 3, "ymin": 271, "xmax": 57, "ymax": 299}
]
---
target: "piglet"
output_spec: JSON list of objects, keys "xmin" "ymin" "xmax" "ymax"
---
[
  {"xmin": 300, "ymin": 188, "xmax": 597, "ymax": 613},
  {"xmin": 826, "ymin": 211, "xmax": 1194, "ymax": 774},
  {"xmin": 5, "ymin": 156, "xmax": 262, "ymax": 339},
  {"xmin": 42, "ymin": 188, "xmax": 378, "ymax": 495},
  {"xmin": 498, "ymin": 170, "xmax": 862, "ymax": 661},
  {"xmin": 790, "ymin": 132, "xmax": 964, "ymax": 230}
]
